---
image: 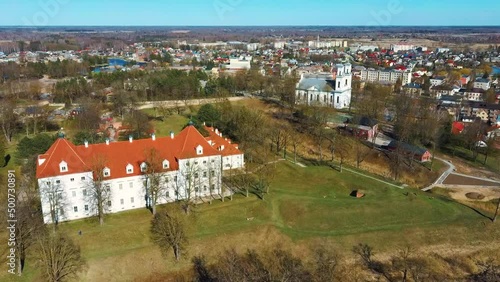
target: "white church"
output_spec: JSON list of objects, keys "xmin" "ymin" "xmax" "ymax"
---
[
  {"xmin": 295, "ymin": 63, "xmax": 352, "ymax": 109},
  {"xmin": 35, "ymin": 125, "xmax": 244, "ymax": 224}
]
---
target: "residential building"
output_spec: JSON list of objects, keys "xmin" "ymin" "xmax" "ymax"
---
[
  {"xmin": 273, "ymin": 41, "xmax": 286, "ymax": 49},
  {"xmin": 36, "ymin": 126, "xmax": 244, "ymax": 224},
  {"xmin": 430, "ymin": 76, "xmax": 446, "ymax": 86},
  {"xmin": 387, "ymin": 141, "xmax": 432, "ymax": 162},
  {"xmin": 474, "ymin": 78, "xmax": 491, "ymax": 90},
  {"xmin": 461, "ymin": 75, "xmax": 470, "ymax": 86},
  {"xmin": 465, "ymin": 88, "xmax": 486, "ymax": 101},
  {"xmin": 391, "ymin": 43, "xmax": 415, "ymax": 53},
  {"xmin": 223, "ymin": 56, "xmax": 252, "ymax": 71},
  {"xmin": 402, "ymin": 83, "xmax": 423, "ymax": 96},
  {"xmin": 360, "ymin": 69, "xmax": 412, "ymax": 85},
  {"xmin": 295, "ymin": 63, "xmax": 352, "ymax": 109},
  {"xmin": 246, "ymin": 43, "xmax": 260, "ymax": 51}
]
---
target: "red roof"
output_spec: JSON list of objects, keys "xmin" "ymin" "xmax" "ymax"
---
[
  {"xmin": 204, "ymin": 126, "xmax": 243, "ymax": 157},
  {"xmin": 452, "ymin": 121, "xmax": 465, "ymax": 135},
  {"xmin": 36, "ymin": 126, "xmax": 222, "ymax": 180},
  {"xmin": 36, "ymin": 138, "xmax": 88, "ymax": 179}
]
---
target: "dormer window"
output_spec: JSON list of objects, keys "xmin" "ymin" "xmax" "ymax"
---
[
  {"xmin": 126, "ymin": 164, "xmax": 134, "ymax": 174},
  {"xmin": 162, "ymin": 160, "xmax": 170, "ymax": 169},
  {"xmin": 59, "ymin": 161, "xmax": 68, "ymax": 173},
  {"xmin": 196, "ymin": 145, "xmax": 203, "ymax": 155},
  {"xmin": 103, "ymin": 167, "xmax": 111, "ymax": 177},
  {"xmin": 140, "ymin": 162, "xmax": 147, "ymax": 173}
]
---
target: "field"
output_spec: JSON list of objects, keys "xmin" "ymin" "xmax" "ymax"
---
[{"xmin": 3, "ymin": 161, "xmax": 499, "ymax": 281}]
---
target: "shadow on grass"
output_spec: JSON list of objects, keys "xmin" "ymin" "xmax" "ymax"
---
[
  {"xmin": 457, "ymin": 202, "xmax": 494, "ymax": 222},
  {"xmin": 428, "ymin": 190, "xmax": 493, "ymax": 221}
]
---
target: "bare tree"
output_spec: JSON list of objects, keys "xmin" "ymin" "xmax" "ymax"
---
[
  {"xmin": 150, "ymin": 209, "xmax": 188, "ymax": 261},
  {"xmin": 39, "ymin": 180, "xmax": 67, "ymax": 227},
  {"xmin": 142, "ymin": 147, "xmax": 167, "ymax": 215},
  {"xmin": 288, "ymin": 127, "xmax": 303, "ymax": 164},
  {"xmin": 253, "ymin": 162, "xmax": 276, "ymax": 200},
  {"xmin": 335, "ymin": 135, "xmax": 352, "ymax": 172},
  {"xmin": 0, "ymin": 98, "xmax": 18, "ymax": 143},
  {"xmin": 86, "ymin": 155, "xmax": 111, "ymax": 225},
  {"xmin": 36, "ymin": 232, "xmax": 87, "ymax": 282},
  {"xmin": 179, "ymin": 160, "xmax": 201, "ymax": 214},
  {"xmin": 312, "ymin": 247, "xmax": 341, "ymax": 282},
  {"xmin": 390, "ymin": 246, "xmax": 413, "ymax": 282},
  {"xmin": 14, "ymin": 181, "xmax": 45, "ymax": 275},
  {"xmin": 354, "ymin": 139, "xmax": 372, "ymax": 169}
]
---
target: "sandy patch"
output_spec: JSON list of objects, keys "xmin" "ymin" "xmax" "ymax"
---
[{"xmin": 448, "ymin": 187, "xmax": 500, "ymax": 202}]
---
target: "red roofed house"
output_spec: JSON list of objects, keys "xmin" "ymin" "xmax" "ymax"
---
[
  {"xmin": 452, "ymin": 121, "xmax": 465, "ymax": 135},
  {"xmin": 204, "ymin": 126, "xmax": 244, "ymax": 170},
  {"xmin": 36, "ymin": 125, "xmax": 244, "ymax": 224}
]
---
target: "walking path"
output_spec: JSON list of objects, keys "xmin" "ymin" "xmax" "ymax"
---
[
  {"xmin": 289, "ymin": 159, "xmax": 404, "ymax": 189},
  {"xmin": 422, "ymin": 157, "xmax": 500, "ymax": 191},
  {"xmin": 342, "ymin": 167, "xmax": 405, "ymax": 189},
  {"xmin": 422, "ymin": 157, "xmax": 456, "ymax": 191}
]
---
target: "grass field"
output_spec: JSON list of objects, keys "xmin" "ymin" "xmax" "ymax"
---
[
  {"xmin": 3, "ymin": 161, "xmax": 499, "ymax": 281},
  {"xmin": 140, "ymin": 109, "xmax": 191, "ymax": 138}
]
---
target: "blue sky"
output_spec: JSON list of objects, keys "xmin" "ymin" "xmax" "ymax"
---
[{"xmin": 1, "ymin": 0, "xmax": 499, "ymax": 26}]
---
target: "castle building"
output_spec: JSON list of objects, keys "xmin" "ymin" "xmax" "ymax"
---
[{"xmin": 35, "ymin": 126, "xmax": 244, "ymax": 224}]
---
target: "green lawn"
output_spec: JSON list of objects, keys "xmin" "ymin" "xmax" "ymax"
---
[
  {"xmin": 2, "ymin": 161, "xmax": 499, "ymax": 281},
  {"xmin": 140, "ymin": 109, "xmax": 190, "ymax": 137}
]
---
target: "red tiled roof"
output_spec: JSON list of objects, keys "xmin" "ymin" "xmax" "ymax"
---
[
  {"xmin": 36, "ymin": 138, "xmax": 88, "ymax": 179},
  {"xmin": 204, "ymin": 126, "xmax": 243, "ymax": 157},
  {"xmin": 36, "ymin": 126, "xmax": 223, "ymax": 180}
]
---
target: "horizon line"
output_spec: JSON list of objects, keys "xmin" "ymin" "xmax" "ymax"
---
[{"xmin": 1, "ymin": 25, "xmax": 500, "ymax": 28}]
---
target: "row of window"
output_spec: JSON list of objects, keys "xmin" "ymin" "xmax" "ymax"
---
[
  {"xmin": 47, "ymin": 176, "xmax": 86, "ymax": 186},
  {"xmin": 72, "ymin": 197, "xmax": 136, "ymax": 214},
  {"xmin": 103, "ymin": 160, "xmax": 171, "ymax": 178}
]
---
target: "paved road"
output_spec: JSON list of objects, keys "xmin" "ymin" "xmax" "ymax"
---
[
  {"xmin": 136, "ymin": 97, "xmax": 247, "ymax": 110},
  {"xmin": 421, "ymin": 157, "xmax": 500, "ymax": 191},
  {"xmin": 48, "ymin": 97, "xmax": 248, "ymax": 112},
  {"xmin": 422, "ymin": 157, "xmax": 455, "ymax": 191}
]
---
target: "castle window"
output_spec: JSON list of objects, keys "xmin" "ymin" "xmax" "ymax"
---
[
  {"xmin": 103, "ymin": 167, "xmax": 111, "ymax": 177},
  {"xmin": 59, "ymin": 161, "xmax": 68, "ymax": 173},
  {"xmin": 196, "ymin": 145, "xmax": 203, "ymax": 155},
  {"xmin": 163, "ymin": 160, "xmax": 170, "ymax": 169},
  {"xmin": 126, "ymin": 164, "xmax": 134, "ymax": 174}
]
